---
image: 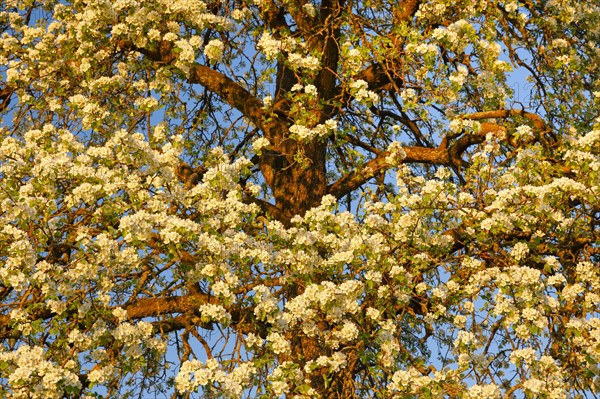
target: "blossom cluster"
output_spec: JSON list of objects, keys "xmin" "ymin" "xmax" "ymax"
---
[
  {"xmin": 257, "ymin": 32, "xmax": 320, "ymax": 71},
  {"xmin": 289, "ymin": 119, "xmax": 338, "ymax": 140}
]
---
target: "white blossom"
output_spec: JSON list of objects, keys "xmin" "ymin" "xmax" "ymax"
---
[{"xmin": 204, "ymin": 39, "xmax": 224, "ymax": 62}]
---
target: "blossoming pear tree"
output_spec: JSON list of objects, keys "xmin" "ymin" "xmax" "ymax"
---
[{"xmin": 1, "ymin": 0, "xmax": 599, "ymax": 398}]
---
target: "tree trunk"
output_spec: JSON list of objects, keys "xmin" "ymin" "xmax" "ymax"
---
[{"xmin": 259, "ymin": 131, "xmax": 328, "ymax": 224}]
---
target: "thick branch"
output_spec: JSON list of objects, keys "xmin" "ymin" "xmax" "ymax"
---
[
  {"xmin": 328, "ymin": 107, "xmax": 541, "ymax": 199},
  {"xmin": 393, "ymin": 0, "xmax": 421, "ymax": 24},
  {"xmin": 0, "ymin": 84, "xmax": 14, "ymax": 112},
  {"xmin": 118, "ymin": 40, "xmax": 289, "ymax": 143},
  {"xmin": 331, "ymin": 0, "xmax": 421, "ymax": 104},
  {"xmin": 124, "ymin": 292, "xmax": 216, "ymax": 319},
  {"xmin": 447, "ymin": 122, "xmax": 504, "ymax": 165},
  {"xmin": 127, "ymin": 293, "xmax": 264, "ymax": 336},
  {"xmin": 328, "ymin": 145, "xmax": 449, "ymax": 199},
  {"xmin": 357, "ymin": 63, "xmax": 395, "ymax": 92},
  {"xmin": 187, "ymin": 65, "xmax": 269, "ymax": 131},
  {"xmin": 446, "ymin": 109, "xmax": 549, "ymax": 164},
  {"xmin": 0, "ymin": 292, "xmax": 216, "ymax": 336},
  {"xmin": 463, "ymin": 109, "xmax": 547, "ymax": 131},
  {"xmin": 0, "ymin": 291, "xmax": 260, "ymax": 341},
  {"xmin": 332, "ymin": 61, "xmax": 405, "ymax": 117},
  {"xmin": 287, "ymin": 0, "xmax": 316, "ymax": 34}
]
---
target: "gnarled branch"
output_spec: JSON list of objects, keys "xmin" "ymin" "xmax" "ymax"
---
[
  {"xmin": 327, "ymin": 145, "xmax": 450, "ymax": 199},
  {"xmin": 116, "ymin": 40, "xmax": 289, "ymax": 144}
]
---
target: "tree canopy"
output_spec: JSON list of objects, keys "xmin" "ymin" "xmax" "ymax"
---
[{"xmin": 0, "ymin": 0, "xmax": 599, "ymax": 398}]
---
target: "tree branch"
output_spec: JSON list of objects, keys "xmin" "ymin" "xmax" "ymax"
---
[
  {"xmin": 447, "ymin": 122, "xmax": 505, "ymax": 165},
  {"xmin": 463, "ymin": 109, "xmax": 547, "ymax": 132},
  {"xmin": 330, "ymin": 0, "xmax": 421, "ymax": 103},
  {"xmin": 124, "ymin": 292, "xmax": 216, "ymax": 320},
  {"xmin": 116, "ymin": 40, "xmax": 289, "ymax": 143},
  {"xmin": 187, "ymin": 64, "xmax": 268, "ymax": 131},
  {"xmin": 0, "ymin": 84, "xmax": 14, "ymax": 112},
  {"xmin": 327, "ymin": 145, "xmax": 449, "ymax": 199},
  {"xmin": 393, "ymin": 0, "xmax": 421, "ymax": 24},
  {"xmin": 328, "ymin": 107, "xmax": 546, "ymax": 199}
]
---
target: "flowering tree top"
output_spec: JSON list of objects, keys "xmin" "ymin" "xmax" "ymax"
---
[{"xmin": 0, "ymin": 0, "xmax": 599, "ymax": 398}]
